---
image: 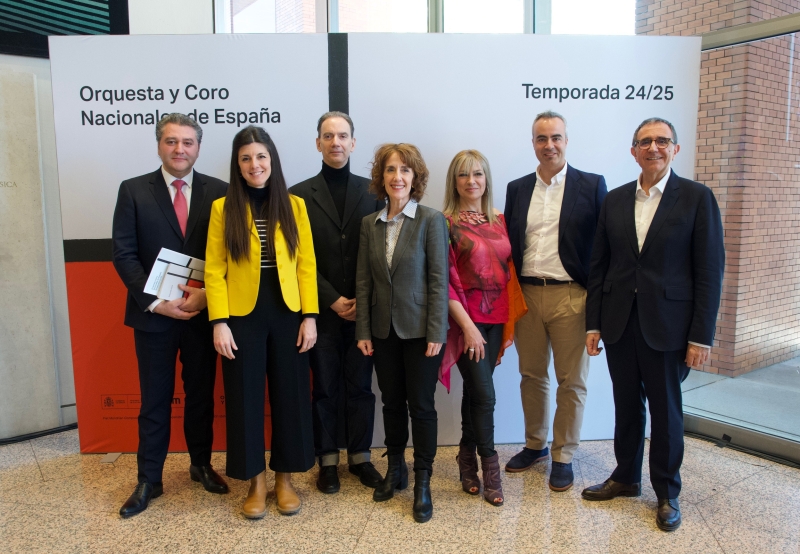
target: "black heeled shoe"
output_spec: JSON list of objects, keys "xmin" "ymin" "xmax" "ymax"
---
[
  {"xmin": 413, "ymin": 469, "xmax": 433, "ymax": 523},
  {"xmin": 373, "ymin": 453, "xmax": 408, "ymax": 502}
]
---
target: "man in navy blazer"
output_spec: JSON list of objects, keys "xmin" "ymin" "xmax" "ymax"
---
[
  {"xmin": 112, "ymin": 114, "xmax": 229, "ymax": 517},
  {"xmin": 582, "ymin": 118, "xmax": 724, "ymax": 532},
  {"xmin": 503, "ymin": 111, "xmax": 607, "ymax": 491}
]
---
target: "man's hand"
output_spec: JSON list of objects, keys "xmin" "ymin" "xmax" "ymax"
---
[
  {"xmin": 586, "ymin": 332, "xmax": 603, "ymax": 356},
  {"xmin": 331, "ymin": 296, "xmax": 357, "ymax": 321},
  {"xmin": 153, "ymin": 297, "xmax": 199, "ymax": 320},
  {"xmin": 297, "ymin": 318, "xmax": 317, "ymax": 353},
  {"xmin": 214, "ymin": 323, "xmax": 237, "ymax": 359},
  {"xmin": 357, "ymin": 339, "xmax": 373, "ymax": 356},
  {"xmin": 685, "ymin": 344, "xmax": 710, "ymax": 368},
  {"xmin": 178, "ymin": 285, "xmax": 207, "ymax": 312}
]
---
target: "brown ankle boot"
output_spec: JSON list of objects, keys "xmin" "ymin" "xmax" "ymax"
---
[
  {"xmin": 456, "ymin": 443, "xmax": 480, "ymax": 495},
  {"xmin": 274, "ymin": 472, "xmax": 301, "ymax": 515},
  {"xmin": 481, "ymin": 454, "xmax": 504, "ymax": 507},
  {"xmin": 242, "ymin": 471, "xmax": 267, "ymax": 519}
]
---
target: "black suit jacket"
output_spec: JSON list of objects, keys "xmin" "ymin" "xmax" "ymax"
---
[
  {"xmin": 504, "ymin": 164, "xmax": 607, "ymax": 288},
  {"xmin": 289, "ymin": 172, "xmax": 383, "ymax": 326},
  {"xmin": 585, "ymin": 170, "xmax": 725, "ymax": 351},
  {"xmin": 112, "ymin": 168, "xmax": 228, "ymax": 333}
]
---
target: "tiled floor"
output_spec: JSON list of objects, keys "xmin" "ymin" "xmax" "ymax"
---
[{"xmin": 1, "ymin": 430, "xmax": 799, "ymax": 553}]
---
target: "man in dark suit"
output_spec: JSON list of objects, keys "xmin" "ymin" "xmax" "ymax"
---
[
  {"xmin": 582, "ymin": 118, "xmax": 724, "ymax": 532},
  {"xmin": 504, "ymin": 111, "xmax": 607, "ymax": 492},
  {"xmin": 289, "ymin": 111, "xmax": 383, "ymax": 494},
  {"xmin": 112, "ymin": 113, "xmax": 229, "ymax": 517}
]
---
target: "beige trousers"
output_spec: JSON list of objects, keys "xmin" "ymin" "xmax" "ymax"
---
[{"xmin": 515, "ymin": 282, "xmax": 589, "ymax": 463}]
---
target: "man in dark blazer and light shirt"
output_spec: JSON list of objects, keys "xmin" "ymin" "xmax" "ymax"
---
[
  {"xmin": 290, "ymin": 112, "xmax": 384, "ymax": 494},
  {"xmin": 112, "ymin": 114, "xmax": 229, "ymax": 517},
  {"xmin": 582, "ymin": 117, "xmax": 724, "ymax": 532},
  {"xmin": 503, "ymin": 111, "xmax": 607, "ymax": 492}
]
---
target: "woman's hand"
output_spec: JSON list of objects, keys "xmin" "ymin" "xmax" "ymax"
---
[
  {"xmin": 462, "ymin": 322, "xmax": 487, "ymax": 361},
  {"xmin": 425, "ymin": 342, "xmax": 443, "ymax": 357},
  {"xmin": 214, "ymin": 323, "xmax": 238, "ymax": 360},
  {"xmin": 357, "ymin": 340, "xmax": 374, "ymax": 357},
  {"xmin": 297, "ymin": 317, "xmax": 317, "ymax": 353}
]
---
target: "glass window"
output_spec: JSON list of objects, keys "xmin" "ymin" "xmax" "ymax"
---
[
  {"xmin": 337, "ymin": 0, "xmax": 427, "ymax": 33},
  {"xmin": 444, "ymin": 0, "xmax": 524, "ymax": 34},
  {"xmin": 216, "ymin": 0, "xmax": 318, "ymax": 33},
  {"xmin": 550, "ymin": 0, "xmax": 634, "ymax": 35}
]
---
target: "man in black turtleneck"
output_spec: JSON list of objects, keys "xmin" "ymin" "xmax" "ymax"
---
[{"xmin": 290, "ymin": 112, "xmax": 384, "ymax": 493}]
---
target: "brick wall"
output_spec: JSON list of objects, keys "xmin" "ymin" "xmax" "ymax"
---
[{"xmin": 638, "ymin": 0, "xmax": 800, "ymax": 375}]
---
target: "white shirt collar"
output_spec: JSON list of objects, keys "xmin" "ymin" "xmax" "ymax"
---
[
  {"xmin": 376, "ymin": 199, "xmax": 418, "ymax": 222},
  {"xmin": 536, "ymin": 162, "xmax": 568, "ymax": 187},
  {"xmin": 636, "ymin": 167, "xmax": 670, "ymax": 198},
  {"xmin": 161, "ymin": 166, "xmax": 194, "ymax": 189}
]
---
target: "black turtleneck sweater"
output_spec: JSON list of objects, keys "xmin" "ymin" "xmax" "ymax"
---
[{"xmin": 321, "ymin": 160, "xmax": 350, "ymax": 221}]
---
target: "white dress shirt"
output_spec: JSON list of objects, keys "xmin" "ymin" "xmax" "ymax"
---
[
  {"xmin": 521, "ymin": 162, "xmax": 571, "ymax": 280},
  {"xmin": 588, "ymin": 167, "xmax": 708, "ymax": 348},
  {"xmin": 147, "ymin": 167, "xmax": 195, "ymax": 312},
  {"xmin": 375, "ymin": 199, "xmax": 418, "ymax": 270}
]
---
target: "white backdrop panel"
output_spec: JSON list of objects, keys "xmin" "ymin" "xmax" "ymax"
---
[
  {"xmin": 350, "ymin": 33, "xmax": 700, "ymax": 445},
  {"xmin": 49, "ymin": 34, "xmax": 330, "ymax": 240}
]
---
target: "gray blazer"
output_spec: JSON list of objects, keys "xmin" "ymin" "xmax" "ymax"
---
[{"xmin": 355, "ymin": 203, "xmax": 449, "ymax": 343}]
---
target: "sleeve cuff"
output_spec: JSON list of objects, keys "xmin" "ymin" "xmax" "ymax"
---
[
  {"xmin": 586, "ymin": 330, "xmax": 601, "ymax": 335},
  {"xmin": 303, "ymin": 313, "xmax": 319, "ymax": 320},
  {"xmin": 147, "ymin": 299, "xmax": 164, "ymax": 312},
  {"xmin": 210, "ymin": 318, "xmax": 228, "ymax": 326},
  {"xmin": 688, "ymin": 341, "xmax": 710, "ymax": 349}
]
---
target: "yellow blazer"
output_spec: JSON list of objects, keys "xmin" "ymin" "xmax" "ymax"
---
[{"xmin": 205, "ymin": 194, "xmax": 318, "ymax": 321}]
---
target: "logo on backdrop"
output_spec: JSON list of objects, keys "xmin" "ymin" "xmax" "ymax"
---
[{"xmin": 78, "ymin": 84, "xmax": 281, "ymax": 128}]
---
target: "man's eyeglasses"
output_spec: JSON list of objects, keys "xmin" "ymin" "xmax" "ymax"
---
[{"xmin": 634, "ymin": 137, "xmax": 674, "ymax": 150}]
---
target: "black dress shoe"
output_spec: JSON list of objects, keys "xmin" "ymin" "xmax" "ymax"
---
[
  {"xmin": 119, "ymin": 481, "xmax": 163, "ymax": 518},
  {"xmin": 190, "ymin": 465, "xmax": 229, "ymax": 494},
  {"xmin": 581, "ymin": 479, "xmax": 641, "ymax": 501},
  {"xmin": 349, "ymin": 462, "xmax": 383, "ymax": 488},
  {"xmin": 656, "ymin": 498, "xmax": 681, "ymax": 531},
  {"xmin": 316, "ymin": 465, "xmax": 340, "ymax": 494}
]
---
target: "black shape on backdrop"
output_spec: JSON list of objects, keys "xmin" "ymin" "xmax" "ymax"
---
[
  {"xmin": 328, "ymin": 33, "xmax": 349, "ymax": 113},
  {"xmin": 62, "ymin": 33, "xmax": 352, "ymax": 262},
  {"xmin": 0, "ymin": 0, "xmax": 130, "ymax": 59},
  {"xmin": 64, "ymin": 239, "xmax": 113, "ymax": 262}
]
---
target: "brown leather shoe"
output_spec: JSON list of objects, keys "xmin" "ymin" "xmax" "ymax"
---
[
  {"xmin": 656, "ymin": 498, "xmax": 681, "ymax": 531},
  {"xmin": 274, "ymin": 472, "xmax": 301, "ymax": 515},
  {"xmin": 581, "ymin": 479, "xmax": 641, "ymax": 501},
  {"xmin": 242, "ymin": 471, "xmax": 267, "ymax": 519}
]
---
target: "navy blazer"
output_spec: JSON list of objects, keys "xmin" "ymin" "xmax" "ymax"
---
[
  {"xmin": 585, "ymin": 170, "xmax": 725, "ymax": 351},
  {"xmin": 112, "ymin": 168, "xmax": 228, "ymax": 333},
  {"xmin": 289, "ymin": 171, "xmax": 383, "ymax": 324},
  {"xmin": 504, "ymin": 164, "xmax": 607, "ymax": 288}
]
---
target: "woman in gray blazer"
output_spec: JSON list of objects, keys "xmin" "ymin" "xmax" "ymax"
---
[{"xmin": 356, "ymin": 143, "xmax": 449, "ymax": 523}]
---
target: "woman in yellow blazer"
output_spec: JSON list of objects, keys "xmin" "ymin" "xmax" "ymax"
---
[{"xmin": 205, "ymin": 125, "xmax": 318, "ymax": 519}]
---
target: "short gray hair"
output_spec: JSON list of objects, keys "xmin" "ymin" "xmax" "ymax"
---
[
  {"xmin": 533, "ymin": 110, "xmax": 567, "ymax": 137},
  {"xmin": 632, "ymin": 117, "xmax": 678, "ymax": 146},
  {"xmin": 156, "ymin": 113, "xmax": 203, "ymax": 144},
  {"xmin": 317, "ymin": 111, "xmax": 354, "ymax": 137}
]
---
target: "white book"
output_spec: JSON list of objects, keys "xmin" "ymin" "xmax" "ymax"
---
[{"xmin": 144, "ymin": 248, "xmax": 206, "ymax": 300}]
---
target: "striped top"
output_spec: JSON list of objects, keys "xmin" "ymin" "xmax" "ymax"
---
[{"xmin": 254, "ymin": 219, "xmax": 277, "ymax": 268}]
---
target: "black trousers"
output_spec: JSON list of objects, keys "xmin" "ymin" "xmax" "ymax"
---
[
  {"xmin": 372, "ymin": 325, "xmax": 444, "ymax": 473},
  {"xmin": 457, "ymin": 323, "xmax": 503, "ymax": 458},
  {"xmin": 310, "ymin": 317, "xmax": 376, "ymax": 463},
  {"xmin": 605, "ymin": 300, "xmax": 690, "ymax": 500},
  {"xmin": 133, "ymin": 319, "xmax": 217, "ymax": 484},
  {"xmin": 222, "ymin": 267, "xmax": 315, "ymax": 480}
]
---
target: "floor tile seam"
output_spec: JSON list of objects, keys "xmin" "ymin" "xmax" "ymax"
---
[{"xmin": 692, "ymin": 501, "xmax": 728, "ymax": 553}]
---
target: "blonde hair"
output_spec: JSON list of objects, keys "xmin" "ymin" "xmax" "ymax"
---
[{"xmin": 443, "ymin": 150, "xmax": 497, "ymax": 223}]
